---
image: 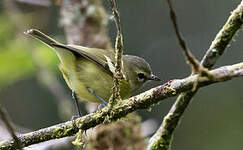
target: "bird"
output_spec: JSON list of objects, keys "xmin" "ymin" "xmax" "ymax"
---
[{"xmin": 25, "ymin": 29, "xmax": 160, "ymax": 116}]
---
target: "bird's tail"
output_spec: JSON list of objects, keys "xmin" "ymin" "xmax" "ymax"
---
[{"xmin": 24, "ymin": 29, "xmax": 60, "ymax": 47}]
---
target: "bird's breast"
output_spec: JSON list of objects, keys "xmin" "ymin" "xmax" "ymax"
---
[{"xmin": 60, "ymin": 58, "xmax": 131, "ymax": 103}]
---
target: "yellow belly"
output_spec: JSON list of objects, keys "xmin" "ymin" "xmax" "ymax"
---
[{"xmin": 59, "ymin": 58, "xmax": 131, "ymax": 103}]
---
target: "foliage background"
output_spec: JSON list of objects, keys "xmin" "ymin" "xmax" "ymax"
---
[{"xmin": 0, "ymin": 1, "xmax": 243, "ymax": 150}]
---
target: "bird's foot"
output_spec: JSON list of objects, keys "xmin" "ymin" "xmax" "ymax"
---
[
  {"xmin": 87, "ymin": 88, "xmax": 108, "ymax": 106},
  {"xmin": 72, "ymin": 90, "xmax": 82, "ymax": 118}
]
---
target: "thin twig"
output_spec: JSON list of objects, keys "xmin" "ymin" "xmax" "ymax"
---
[
  {"xmin": 1, "ymin": 62, "xmax": 243, "ymax": 150},
  {"xmin": 0, "ymin": 104, "xmax": 22, "ymax": 150},
  {"xmin": 166, "ymin": 0, "xmax": 200, "ymax": 73},
  {"xmin": 148, "ymin": 1, "xmax": 243, "ymax": 149},
  {"xmin": 108, "ymin": 0, "xmax": 124, "ymax": 105},
  {"xmin": 108, "ymin": 0, "xmax": 122, "ymax": 32},
  {"xmin": 167, "ymin": 0, "xmax": 215, "ymax": 91}
]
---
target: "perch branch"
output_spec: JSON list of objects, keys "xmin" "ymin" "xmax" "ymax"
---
[
  {"xmin": 1, "ymin": 62, "xmax": 243, "ymax": 150},
  {"xmin": 148, "ymin": 1, "xmax": 243, "ymax": 150}
]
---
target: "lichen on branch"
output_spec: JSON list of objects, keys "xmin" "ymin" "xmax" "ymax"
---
[
  {"xmin": 1, "ymin": 62, "xmax": 243, "ymax": 150},
  {"xmin": 108, "ymin": 0, "xmax": 124, "ymax": 106}
]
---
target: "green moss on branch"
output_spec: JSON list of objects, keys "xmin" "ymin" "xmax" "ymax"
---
[{"xmin": 1, "ymin": 62, "xmax": 243, "ymax": 150}]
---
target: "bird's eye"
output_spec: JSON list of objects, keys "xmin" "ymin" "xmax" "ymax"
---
[{"xmin": 138, "ymin": 73, "xmax": 145, "ymax": 79}]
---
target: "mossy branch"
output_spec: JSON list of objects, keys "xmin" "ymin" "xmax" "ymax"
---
[
  {"xmin": 1, "ymin": 62, "xmax": 243, "ymax": 150},
  {"xmin": 148, "ymin": 1, "xmax": 243, "ymax": 150},
  {"xmin": 108, "ymin": 0, "xmax": 124, "ymax": 106},
  {"xmin": 201, "ymin": 1, "xmax": 243, "ymax": 69}
]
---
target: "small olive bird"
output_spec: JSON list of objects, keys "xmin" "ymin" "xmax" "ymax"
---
[{"xmin": 25, "ymin": 29, "xmax": 160, "ymax": 116}]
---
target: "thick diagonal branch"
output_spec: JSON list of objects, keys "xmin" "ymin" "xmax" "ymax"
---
[
  {"xmin": 148, "ymin": 1, "xmax": 243, "ymax": 150},
  {"xmin": 1, "ymin": 62, "xmax": 243, "ymax": 150}
]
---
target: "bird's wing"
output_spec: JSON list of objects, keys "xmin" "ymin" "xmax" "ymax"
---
[{"xmin": 52, "ymin": 43, "xmax": 114, "ymax": 76}]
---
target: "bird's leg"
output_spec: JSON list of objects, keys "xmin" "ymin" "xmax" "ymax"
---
[
  {"xmin": 72, "ymin": 90, "xmax": 82, "ymax": 118},
  {"xmin": 87, "ymin": 88, "xmax": 108, "ymax": 106}
]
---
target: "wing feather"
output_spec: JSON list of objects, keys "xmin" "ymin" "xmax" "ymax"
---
[{"xmin": 52, "ymin": 43, "xmax": 113, "ymax": 76}]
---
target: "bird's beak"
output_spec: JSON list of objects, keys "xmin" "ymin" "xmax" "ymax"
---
[{"xmin": 148, "ymin": 74, "xmax": 161, "ymax": 81}]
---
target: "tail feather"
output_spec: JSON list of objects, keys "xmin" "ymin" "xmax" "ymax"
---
[
  {"xmin": 24, "ymin": 29, "xmax": 60, "ymax": 47},
  {"xmin": 25, "ymin": 29, "xmax": 76, "ymax": 70}
]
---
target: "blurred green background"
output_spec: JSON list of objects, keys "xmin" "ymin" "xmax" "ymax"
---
[{"xmin": 0, "ymin": 0, "xmax": 243, "ymax": 150}]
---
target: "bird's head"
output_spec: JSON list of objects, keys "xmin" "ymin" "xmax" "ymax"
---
[{"xmin": 123, "ymin": 55, "xmax": 160, "ymax": 93}]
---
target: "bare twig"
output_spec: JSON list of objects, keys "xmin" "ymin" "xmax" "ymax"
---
[
  {"xmin": 108, "ymin": 0, "xmax": 124, "ymax": 105},
  {"xmin": 166, "ymin": 0, "xmax": 200, "ymax": 73},
  {"xmin": 108, "ymin": 0, "xmax": 122, "ymax": 32},
  {"xmin": 166, "ymin": 0, "xmax": 215, "ymax": 91},
  {"xmin": 0, "ymin": 104, "xmax": 22, "ymax": 150},
  {"xmin": 148, "ymin": 1, "xmax": 243, "ymax": 150},
  {"xmin": 1, "ymin": 62, "xmax": 243, "ymax": 150}
]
